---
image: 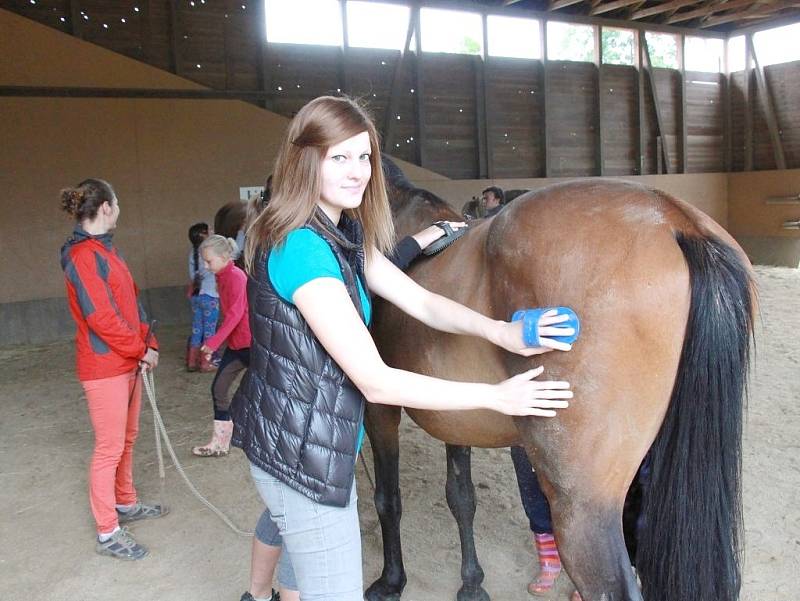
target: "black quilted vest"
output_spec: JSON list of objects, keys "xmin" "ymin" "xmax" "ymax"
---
[{"xmin": 230, "ymin": 212, "xmax": 368, "ymax": 507}]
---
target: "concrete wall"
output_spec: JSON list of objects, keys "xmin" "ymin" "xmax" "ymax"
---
[{"xmin": 0, "ymin": 10, "xmax": 441, "ymax": 345}]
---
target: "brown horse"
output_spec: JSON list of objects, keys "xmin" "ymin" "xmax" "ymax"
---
[
  {"xmin": 367, "ymin": 158, "xmax": 754, "ymax": 601},
  {"xmin": 214, "ymin": 200, "xmax": 248, "ymax": 240}
]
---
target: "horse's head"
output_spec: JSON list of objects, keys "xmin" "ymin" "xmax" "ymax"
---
[
  {"xmin": 381, "ymin": 155, "xmax": 461, "ymax": 236},
  {"xmin": 213, "ymin": 200, "xmax": 247, "ymax": 239}
]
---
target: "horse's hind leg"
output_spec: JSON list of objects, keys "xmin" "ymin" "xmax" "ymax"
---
[
  {"xmin": 445, "ymin": 444, "xmax": 490, "ymax": 601},
  {"xmin": 364, "ymin": 404, "xmax": 407, "ymax": 601},
  {"xmin": 541, "ymin": 477, "xmax": 642, "ymax": 601}
]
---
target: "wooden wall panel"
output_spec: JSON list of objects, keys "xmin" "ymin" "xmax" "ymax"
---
[
  {"xmin": 267, "ymin": 44, "xmax": 341, "ymax": 117},
  {"xmin": 485, "ymin": 58, "xmax": 544, "ymax": 179},
  {"xmin": 178, "ymin": 4, "xmax": 227, "ymax": 88},
  {"xmin": 547, "ymin": 60, "xmax": 597, "ymax": 177},
  {"xmin": 346, "ymin": 48, "xmax": 418, "ymax": 165},
  {"xmin": 420, "ymin": 53, "xmax": 479, "ymax": 179},
  {"xmin": 14, "ymin": 5, "xmax": 798, "ymax": 177},
  {"xmin": 729, "ymin": 71, "xmax": 747, "ymax": 172},
  {"xmin": 145, "ymin": 0, "xmax": 175, "ymax": 73},
  {"xmin": 75, "ymin": 1, "xmax": 149, "ymax": 62},
  {"xmin": 601, "ymin": 64, "xmax": 638, "ymax": 176},
  {"xmin": 752, "ymin": 79, "xmax": 778, "ymax": 171},
  {"xmin": 655, "ymin": 68, "xmax": 682, "ymax": 174},
  {"xmin": 685, "ymin": 71, "xmax": 724, "ymax": 173},
  {"xmin": 223, "ymin": 5, "xmax": 261, "ymax": 91},
  {"xmin": 764, "ymin": 61, "xmax": 800, "ymax": 169},
  {"xmin": 3, "ymin": 0, "xmax": 71, "ymax": 34}
]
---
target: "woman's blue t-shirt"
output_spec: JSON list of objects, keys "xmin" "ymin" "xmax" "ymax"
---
[
  {"xmin": 267, "ymin": 227, "xmax": 370, "ymax": 453},
  {"xmin": 267, "ymin": 228, "xmax": 371, "ymax": 325}
]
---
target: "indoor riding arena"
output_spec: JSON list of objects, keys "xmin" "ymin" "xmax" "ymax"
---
[{"xmin": 1, "ymin": 1, "xmax": 798, "ymax": 600}]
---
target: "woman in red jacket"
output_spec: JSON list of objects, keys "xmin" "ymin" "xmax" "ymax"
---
[
  {"xmin": 60, "ymin": 178, "xmax": 167, "ymax": 561},
  {"xmin": 192, "ymin": 234, "xmax": 251, "ymax": 457}
]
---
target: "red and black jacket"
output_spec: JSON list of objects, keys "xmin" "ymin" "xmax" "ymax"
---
[{"xmin": 60, "ymin": 227, "xmax": 157, "ymax": 381}]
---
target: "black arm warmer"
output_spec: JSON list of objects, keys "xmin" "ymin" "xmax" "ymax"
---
[{"xmin": 388, "ymin": 236, "xmax": 423, "ymax": 271}]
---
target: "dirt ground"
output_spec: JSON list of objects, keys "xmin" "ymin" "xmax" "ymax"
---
[{"xmin": 1, "ymin": 264, "xmax": 797, "ymax": 601}]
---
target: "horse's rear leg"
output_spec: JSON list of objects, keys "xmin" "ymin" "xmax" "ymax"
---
[
  {"xmin": 549, "ymin": 491, "xmax": 642, "ymax": 601},
  {"xmin": 364, "ymin": 404, "xmax": 406, "ymax": 601},
  {"xmin": 445, "ymin": 444, "xmax": 490, "ymax": 601}
]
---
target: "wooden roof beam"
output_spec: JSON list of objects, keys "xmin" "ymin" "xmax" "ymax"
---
[
  {"xmin": 699, "ymin": 1, "xmax": 800, "ymax": 26},
  {"xmin": 549, "ymin": 0, "xmax": 587, "ymax": 10},
  {"xmin": 666, "ymin": 0, "xmax": 760, "ymax": 24},
  {"xmin": 630, "ymin": 0, "xmax": 699, "ymax": 20},
  {"xmin": 590, "ymin": 0, "xmax": 644, "ymax": 16}
]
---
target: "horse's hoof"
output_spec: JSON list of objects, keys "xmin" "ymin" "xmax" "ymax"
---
[
  {"xmin": 365, "ymin": 580, "xmax": 403, "ymax": 601},
  {"xmin": 456, "ymin": 585, "xmax": 490, "ymax": 601}
]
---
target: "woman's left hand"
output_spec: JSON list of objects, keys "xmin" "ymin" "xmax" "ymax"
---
[
  {"xmin": 492, "ymin": 311, "xmax": 574, "ymax": 356},
  {"xmin": 412, "ymin": 221, "xmax": 468, "ymax": 251}
]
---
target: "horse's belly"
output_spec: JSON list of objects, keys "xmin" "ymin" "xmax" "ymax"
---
[{"xmin": 404, "ymin": 407, "xmax": 519, "ymax": 448}]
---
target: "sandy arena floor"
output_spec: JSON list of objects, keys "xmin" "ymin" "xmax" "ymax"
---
[{"xmin": 1, "ymin": 265, "xmax": 797, "ymax": 601}]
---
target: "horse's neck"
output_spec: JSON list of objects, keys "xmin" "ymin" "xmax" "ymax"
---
[{"xmin": 391, "ymin": 187, "xmax": 460, "ymax": 238}]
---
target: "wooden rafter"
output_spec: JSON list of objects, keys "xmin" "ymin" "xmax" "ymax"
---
[
  {"xmin": 666, "ymin": 0, "xmax": 760, "ymax": 24},
  {"xmin": 700, "ymin": 1, "xmax": 800, "ymax": 27},
  {"xmin": 631, "ymin": 0, "xmax": 700, "ymax": 21},
  {"xmin": 590, "ymin": 0, "xmax": 643, "ymax": 16},
  {"xmin": 550, "ymin": 0, "xmax": 587, "ymax": 10}
]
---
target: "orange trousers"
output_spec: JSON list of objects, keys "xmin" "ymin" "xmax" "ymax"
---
[{"xmin": 82, "ymin": 370, "xmax": 141, "ymax": 534}]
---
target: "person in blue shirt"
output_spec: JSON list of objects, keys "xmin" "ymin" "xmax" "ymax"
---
[
  {"xmin": 231, "ymin": 95, "xmax": 575, "ymax": 601},
  {"xmin": 186, "ymin": 222, "xmax": 219, "ymax": 371}
]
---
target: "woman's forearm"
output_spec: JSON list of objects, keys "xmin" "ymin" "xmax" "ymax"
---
[
  {"xmin": 362, "ymin": 365, "xmax": 494, "ymax": 411},
  {"xmin": 412, "ymin": 290, "xmax": 501, "ymax": 343}
]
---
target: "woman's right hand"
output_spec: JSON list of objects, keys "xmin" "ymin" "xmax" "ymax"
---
[{"xmin": 493, "ymin": 366, "xmax": 571, "ymax": 417}]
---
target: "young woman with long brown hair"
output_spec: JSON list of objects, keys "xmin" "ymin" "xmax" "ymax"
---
[{"xmin": 230, "ymin": 96, "xmax": 574, "ymax": 600}]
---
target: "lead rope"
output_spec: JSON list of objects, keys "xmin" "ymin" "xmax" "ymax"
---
[
  {"xmin": 139, "ymin": 368, "xmax": 376, "ymax": 538},
  {"xmin": 140, "ymin": 369, "xmax": 253, "ymax": 537}
]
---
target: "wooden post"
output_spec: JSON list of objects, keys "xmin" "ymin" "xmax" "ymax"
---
[
  {"xmin": 69, "ymin": 0, "xmax": 83, "ymax": 39},
  {"xmin": 223, "ymin": 1, "xmax": 233, "ymax": 90},
  {"xmin": 723, "ymin": 36, "xmax": 732, "ymax": 172},
  {"xmin": 679, "ymin": 34, "xmax": 688, "ymax": 173},
  {"xmin": 748, "ymin": 35, "xmax": 787, "ymax": 170},
  {"xmin": 168, "ymin": 0, "xmax": 181, "ymax": 75},
  {"xmin": 640, "ymin": 30, "xmax": 672, "ymax": 174},
  {"xmin": 473, "ymin": 12, "xmax": 490, "ymax": 179},
  {"xmin": 255, "ymin": 0, "xmax": 272, "ymax": 110},
  {"xmin": 542, "ymin": 20, "xmax": 551, "ymax": 177},
  {"xmin": 635, "ymin": 26, "xmax": 646, "ymax": 174},
  {"xmin": 139, "ymin": 0, "xmax": 152, "ymax": 63},
  {"xmin": 338, "ymin": 0, "xmax": 349, "ymax": 94},
  {"xmin": 412, "ymin": 7, "xmax": 427, "ymax": 167},
  {"xmin": 743, "ymin": 33, "xmax": 753, "ymax": 171},
  {"xmin": 382, "ymin": 14, "xmax": 415, "ymax": 152},
  {"xmin": 596, "ymin": 25, "xmax": 604, "ymax": 176}
]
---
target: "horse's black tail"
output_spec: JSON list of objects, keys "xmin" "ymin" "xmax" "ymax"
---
[{"xmin": 637, "ymin": 233, "xmax": 754, "ymax": 601}]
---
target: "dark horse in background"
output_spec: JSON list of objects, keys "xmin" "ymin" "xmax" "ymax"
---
[{"xmin": 366, "ymin": 157, "xmax": 754, "ymax": 601}]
